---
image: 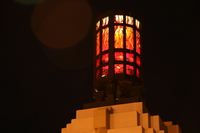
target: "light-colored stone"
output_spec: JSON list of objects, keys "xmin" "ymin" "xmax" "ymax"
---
[
  {"xmin": 66, "ymin": 124, "xmax": 72, "ymax": 133},
  {"xmin": 61, "ymin": 127, "xmax": 67, "ymax": 133},
  {"xmin": 95, "ymin": 128, "xmax": 107, "ymax": 133},
  {"xmin": 156, "ymin": 130, "xmax": 165, "ymax": 133},
  {"xmin": 110, "ymin": 111, "xmax": 139, "ymax": 129},
  {"xmin": 108, "ymin": 126, "xmax": 144, "ymax": 133},
  {"xmin": 164, "ymin": 121, "xmax": 172, "ymax": 126},
  {"xmin": 150, "ymin": 115, "xmax": 166, "ymax": 132},
  {"xmin": 70, "ymin": 117, "xmax": 94, "ymax": 133},
  {"xmin": 145, "ymin": 128, "xmax": 156, "ymax": 133},
  {"xmin": 94, "ymin": 107, "xmax": 110, "ymax": 129},
  {"xmin": 141, "ymin": 113, "xmax": 150, "ymax": 128},
  {"xmin": 167, "ymin": 125, "xmax": 181, "ymax": 133}
]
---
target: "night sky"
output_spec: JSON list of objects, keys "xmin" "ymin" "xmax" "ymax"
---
[{"xmin": 1, "ymin": 0, "xmax": 200, "ymax": 133}]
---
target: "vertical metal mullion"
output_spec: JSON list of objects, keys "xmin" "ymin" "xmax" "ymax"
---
[
  {"xmin": 109, "ymin": 13, "xmax": 114, "ymax": 79},
  {"xmin": 123, "ymin": 14, "xmax": 126, "ymax": 77}
]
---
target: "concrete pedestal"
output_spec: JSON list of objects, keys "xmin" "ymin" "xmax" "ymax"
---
[{"xmin": 61, "ymin": 102, "xmax": 181, "ymax": 133}]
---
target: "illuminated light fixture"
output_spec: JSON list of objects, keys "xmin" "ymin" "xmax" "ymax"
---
[{"xmin": 93, "ymin": 10, "xmax": 142, "ymax": 104}]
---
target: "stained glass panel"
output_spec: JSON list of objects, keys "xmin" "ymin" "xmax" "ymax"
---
[
  {"xmin": 136, "ymin": 19, "xmax": 140, "ymax": 29},
  {"xmin": 126, "ymin": 16, "xmax": 133, "ymax": 25},
  {"xmin": 136, "ymin": 31, "xmax": 141, "ymax": 54},
  {"xmin": 136, "ymin": 56, "xmax": 140, "ymax": 66},
  {"xmin": 126, "ymin": 53, "xmax": 134, "ymax": 62},
  {"xmin": 115, "ymin": 64, "xmax": 123, "ymax": 74},
  {"xmin": 114, "ymin": 26, "xmax": 123, "ymax": 49},
  {"xmin": 102, "ymin": 53, "xmax": 109, "ymax": 63},
  {"xmin": 96, "ymin": 21, "xmax": 100, "ymax": 30},
  {"xmin": 96, "ymin": 58, "xmax": 100, "ymax": 67},
  {"xmin": 126, "ymin": 65, "xmax": 134, "ymax": 75},
  {"xmin": 115, "ymin": 52, "xmax": 123, "ymax": 61},
  {"xmin": 96, "ymin": 70, "xmax": 100, "ymax": 79},
  {"xmin": 102, "ymin": 27, "xmax": 109, "ymax": 51},
  {"xmin": 96, "ymin": 32, "xmax": 100, "ymax": 55},
  {"xmin": 102, "ymin": 66, "xmax": 109, "ymax": 76},
  {"xmin": 136, "ymin": 68, "xmax": 140, "ymax": 77},
  {"xmin": 102, "ymin": 17, "xmax": 109, "ymax": 26},
  {"xmin": 126, "ymin": 26, "xmax": 134, "ymax": 50},
  {"xmin": 115, "ymin": 15, "xmax": 123, "ymax": 23}
]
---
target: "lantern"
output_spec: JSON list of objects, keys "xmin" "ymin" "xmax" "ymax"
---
[{"xmin": 94, "ymin": 10, "xmax": 142, "ymax": 103}]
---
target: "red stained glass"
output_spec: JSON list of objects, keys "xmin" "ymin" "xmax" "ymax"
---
[
  {"xmin": 126, "ymin": 65, "xmax": 134, "ymax": 75},
  {"xmin": 115, "ymin": 52, "xmax": 123, "ymax": 61},
  {"xmin": 102, "ymin": 28, "xmax": 109, "ymax": 51},
  {"xmin": 115, "ymin": 15, "xmax": 123, "ymax": 23},
  {"xmin": 96, "ymin": 32, "xmax": 100, "ymax": 55},
  {"xmin": 114, "ymin": 26, "xmax": 123, "ymax": 49},
  {"xmin": 96, "ymin": 21, "xmax": 100, "ymax": 30},
  {"xmin": 136, "ymin": 68, "xmax": 140, "ymax": 77},
  {"xmin": 136, "ymin": 19, "xmax": 140, "ymax": 29},
  {"xmin": 102, "ymin": 66, "xmax": 109, "ymax": 76},
  {"xmin": 126, "ymin": 53, "xmax": 134, "ymax": 62},
  {"xmin": 136, "ymin": 31, "xmax": 141, "ymax": 54},
  {"xmin": 102, "ymin": 53, "xmax": 109, "ymax": 63},
  {"xmin": 136, "ymin": 56, "xmax": 140, "ymax": 66},
  {"xmin": 102, "ymin": 17, "xmax": 109, "ymax": 26},
  {"xmin": 126, "ymin": 16, "xmax": 133, "ymax": 25},
  {"xmin": 115, "ymin": 64, "xmax": 123, "ymax": 74},
  {"xmin": 126, "ymin": 26, "xmax": 134, "ymax": 50},
  {"xmin": 96, "ymin": 58, "xmax": 100, "ymax": 67},
  {"xmin": 96, "ymin": 70, "xmax": 100, "ymax": 79}
]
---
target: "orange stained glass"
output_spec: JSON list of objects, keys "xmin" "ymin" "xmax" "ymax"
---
[
  {"xmin": 126, "ymin": 16, "xmax": 133, "ymax": 25},
  {"xmin": 115, "ymin": 64, "xmax": 123, "ymax": 74},
  {"xmin": 102, "ymin": 65, "xmax": 109, "ymax": 76},
  {"xmin": 126, "ymin": 26, "xmax": 134, "ymax": 50},
  {"xmin": 126, "ymin": 65, "xmax": 134, "ymax": 75},
  {"xmin": 102, "ymin": 16, "xmax": 109, "ymax": 26},
  {"xmin": 102, "ymin": 27, "xmax": 109, "ymax": 51},
  {"xmin": 96, "ymin": 32, "xmax": 100, "ymax": 55},
  {"xmin": 96, "ymin": 70, "xmax": 100, "ymax": 79},
  {"xmin": 115, "ymin": 15, "xmax": 123, "ymax": 23},
  {"xmin": 102, "ymin": 53, "xmax": 109, "ymax": 63},
  {"xmin": 115, "ymin": 52, "xmax": 123, "ymax": 61},
  {"xmin": 114, "ymin": 26, "xmax": 123, "ymax": 48},
  {"xmin": 136, "ymin": 19, "xmax": 140, "ymax": 29},
  {"xmin": 136, "ymin": 31, "xmax": 141, "ymax": 54},
  {"xmin": 136, "ymin": 68, "xmax": 140, "ymax": 77},
  {"xmin": 136, "ymin": 56, "xmax": 140, "ymax": 66},
  {"xmin": 96, "ymin": 21, "xmax": 100, "ymax": 30},
  {"xmin": 96, "ymin": 58, "xmax": 100, "ymax": 67},
  {"xmin": 126, "ymin": 53, "xmax": 134, "ymax": 62}
]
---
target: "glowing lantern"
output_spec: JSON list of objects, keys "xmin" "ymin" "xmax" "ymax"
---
[{"xmin": 94, "ymin": 10, "xmax": 142, "ymax": 103}]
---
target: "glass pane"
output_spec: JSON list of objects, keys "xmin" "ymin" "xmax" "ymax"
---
[
  {"xmin": 96, "ymin": 70, "xmax": 100, "ymax": 79},
  {"xmin": 126, "ymin": 65, "xmax": 134, "ymax": 75},
  {"xmin": 136, "ymin": 68, "xmax": 140, "ymax": 77},
  {"xmin": 126, "ymin": 53, "xmax": 134, "ymax": 62},
  {"xmin": 102, "ymin": 27, "xmax": 109, "ymax": 51},
  {"xmin": 102, "ymin": 53, "xmax": 109, "ymax": 63},
  {"xmin": 96, "ymin": 58, "xmax": 100, "ymax": 67},
  {"xmin": 115, "ymin": 52, "xmax": 123, "ymax": 61},
  {"xmin": 102, "ymin": 66, "xmax": 109, "ymax": 76},
  {"xmin": 136, "ymin": 56, "xmax": 140, "ymax": 66},
  {"xmin": 126, "ymin": 16, "xmax": 133, "ymax": 25},
  {"xmin": 115, "ymin": 15, "xmax": 123, "ymax": 23},
  {"xmin": 136, "ymin": 31, "xmax": 141, "ymax": 54},
  {"xmin": 96, "ymin": 21, "xmax": 100, "ymax": 30},
  {"xmin": 126, "ymin": 26, "xmax": 134, "ymax": 50},
  {"xmin": 96, "ymin": 32, "xmax": 100, "ymax": 55},
  {"xmin": 102, "ymin": 16, "xmax": 109, "ymax": 26},
  {"xmin": 115, "ymin": 64, "xmax": 123, "ymax": 74},
  {"xmin": 136, "ymin": 19, "xmax": 140, "ymax": 29},
  {"xmin": 114, "ymin": 26, "xmax": 123, "ymax": 49}
]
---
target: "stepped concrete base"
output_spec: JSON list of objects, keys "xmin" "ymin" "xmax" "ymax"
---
[{"xmin": 61, "ymin": 102, "xmax": 181, "ymax": 133}]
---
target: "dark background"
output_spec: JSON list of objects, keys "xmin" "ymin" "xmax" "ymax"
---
[{"xmin": 1, "ymin": 0, "xmax": 200, "ymax": 133}]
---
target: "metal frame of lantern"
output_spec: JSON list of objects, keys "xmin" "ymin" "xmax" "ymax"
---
[{"xmin": 93, "ymin": 10, "xmax": 143, "ymax": 104}]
